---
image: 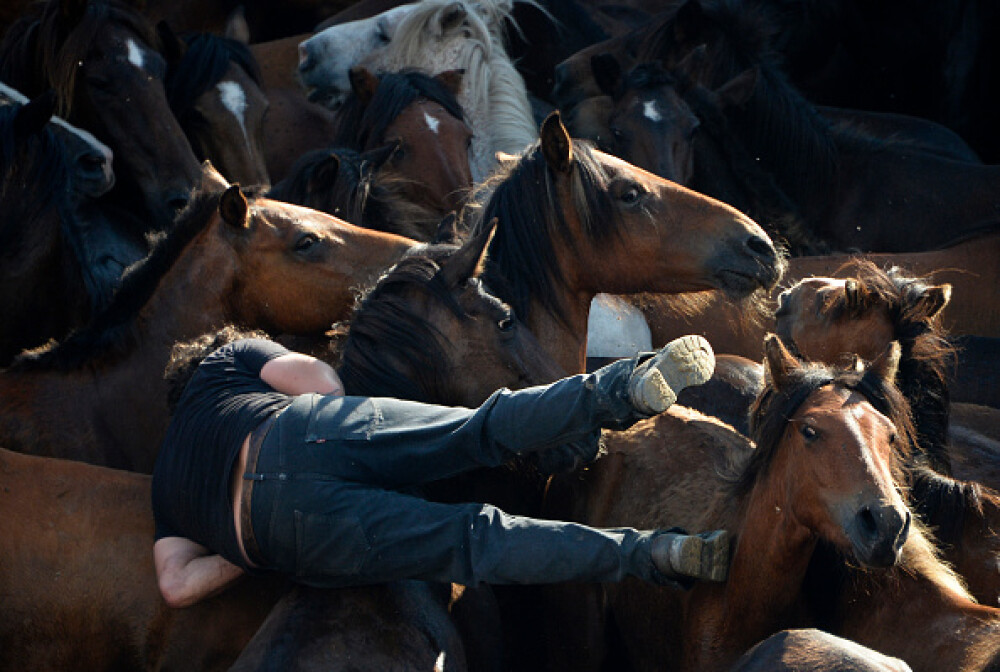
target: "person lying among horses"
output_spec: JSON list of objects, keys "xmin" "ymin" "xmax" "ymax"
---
[{"xmin": 152, "ymin": 331, "xmax": 729, "ymax": 608}]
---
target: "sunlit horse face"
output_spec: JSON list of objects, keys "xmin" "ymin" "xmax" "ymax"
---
[
  {"xmin": 67, "ymin": 8, "xmax": 202, "ymax": 226},
  {"xmin": 775, "ymin": 277, "xmax": 896, "ymax": 366},
  {"xmin": 762, "ymin": 336, "xmax": 912, "ymax": 568},
  {"xmin": 0, "ymin": 82, "xmax": 114, "ymax": 200},
  {"xmin": 296, "ymin": 3, "xmax": 417, "ymax": 109},
  {"xmin": 217, "ymin": 188, "xmax": 415, "ymax": 335}
]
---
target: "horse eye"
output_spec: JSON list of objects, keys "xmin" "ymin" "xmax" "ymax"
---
[
  {"xmin": 497, "ymin": 316, "xmax": 515, "ymax": 332},
  {"xmin": 619, "ymin": 183, "xmax": 644, "ymax": 204},
  {"xmin": 888, "ymin": 432, "xmax": 898, "ymax": 445},
  {"xmin": 375, "ymin": 21, "xmax": 390, "ymax": 43},
  {"xmin": 800, "ymin": 425, "xmax": 818, "ymax": 441},
  {"xmin": 295, "ymin": 234, "xmax": 319, "ymax": 252}
]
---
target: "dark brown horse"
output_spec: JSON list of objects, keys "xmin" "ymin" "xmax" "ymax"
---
[
  {"xmin": 0, "ymin": 165, "xmax": 414, "ymax": 472},
  {"xmin": 544, "ymin": 336, "xmax": 1000, "ymax": 671},
  {"xmin": 0, "ymin": 0, "xmax": 202, "ymax": 229},
  {"xmin": 267, "ymin": 142, "xmax": 440, "ymax": 241},
  {"xmin": 160, "ymin": 20, "xmax": 270, "ymax": 188},
  {"xmin": 0, "ymin": 231, "xmax": 548, "ymax": 670},
  {"xmin": 331, "ymin": 66, "xmax": 474, "ymax": 226}
]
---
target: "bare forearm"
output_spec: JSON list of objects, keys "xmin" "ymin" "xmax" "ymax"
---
[{"xmin": 159, "ymin": 552, "xmax": 245, "ymax": 608}]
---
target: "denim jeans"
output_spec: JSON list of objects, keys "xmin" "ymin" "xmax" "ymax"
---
[{"xmin": 246, "ymin": 357, "xmax": 674, "ymax": 588}]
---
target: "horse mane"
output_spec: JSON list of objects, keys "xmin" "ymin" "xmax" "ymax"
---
[
  {"xmin": 373, "ymin": 0, "xmax": 536, "ymax": 158},
  {"xmin": 335, "ymin": 243, "xmax": 469, "ymax": 403},
  {"xmin": 9, "ymin": 184, "xmax": 227, "ymax": 372},
  {"xmin": 267, "ymin": 147, "xmax": 439, "ymax": 241},
  {"xmin": 165, "ymin": 32, "xmax": 262, "ymax": 119},
  {"xmin": 466, "ymin": 137, "xmax": 619, "ymax": 326},
  {"xmin": 0, "ymin": 102, "xmax": 69, "ymax": 249},
  {"xmin": 908, "ymin": 466, "xmax": 984, "ymax": 547},
  {"xmin": 0, "ymin": 0, "xmax": 161, "ymax": 117},
  {"xmin": 821, "ymin": 259, "xmax": 955, "ymax": 470},
  {"xmin": 333, "ymin": 69, "xmax": 465, "ymax": 150}
]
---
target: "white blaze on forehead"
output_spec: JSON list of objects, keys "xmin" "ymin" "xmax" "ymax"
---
[
  {"xmin": 126, "ymin": 38, "xmax": 147, "ymax": 70},
  {"xmin": 424, "ymin": 110, "xmax": 440, "ymax": 134},
  {"xmin": 643, "ymin": 99, "xmax": 663, "ymax": 123},
  {"xmin": 217, "ymin": 81, "xmax": 251, "ymax": 149}
]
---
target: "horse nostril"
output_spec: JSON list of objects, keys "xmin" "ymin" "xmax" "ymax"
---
[
  {"xmin": 745, "ymin": 234, "xmax": 775, "ymax": 259},
  {"xmin": 858, "ymin": 506, "xmax": 879, "ymax": 539}
]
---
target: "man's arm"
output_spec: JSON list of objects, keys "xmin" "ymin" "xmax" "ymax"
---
[
  {"xmin": 260, "ymin": 353, "xmax": 344, "ymax": 396},
  {"xmin": 154, "ymin": 536, "xmax": 245, "ymax": 608}
]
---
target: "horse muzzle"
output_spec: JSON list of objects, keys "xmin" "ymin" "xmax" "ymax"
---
[{"xmin": 849, "ymin": 503, "xmax": 911, "ymax": 568}]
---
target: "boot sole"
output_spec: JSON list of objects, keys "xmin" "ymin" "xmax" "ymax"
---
[
  {"xmin": 632, "ymin": 335, "xmax": 715, "ymax": 414},
  {"xmin": 670, "ymin": 529, "xmax": 730, "ymax": 583}
]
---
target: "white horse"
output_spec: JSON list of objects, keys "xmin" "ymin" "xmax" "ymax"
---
[{"xmin": 300, "ymin": 0, "xmax": 537, "ymax": 183}]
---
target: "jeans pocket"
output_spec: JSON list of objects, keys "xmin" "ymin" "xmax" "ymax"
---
[
  {"xmin": 294, "ymin": 509, "xmax": 372, "ymax": 578},
  {"xmin": 305, "ymin": 396, "xmax": 383, "ymax": 442}
]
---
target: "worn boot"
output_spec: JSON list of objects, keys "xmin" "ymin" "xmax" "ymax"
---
[
  {"xmin": 651, "ymin": 529, "xmax": 730, "ymax": 583},
  {"xmin": 628, "ymin": 335, "xmax": 715, "ymax": 415}
]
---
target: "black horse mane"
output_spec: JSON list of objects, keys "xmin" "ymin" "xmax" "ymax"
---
[
  {"xmin": 468, "ymin": 138, "xmax": 620, "ymax": 326},
  {"xmin": 0, "ymin": 0, "xmax": 161, "ymax": 117},
  {"xmin": 9, "ymin": 183, "xmax": 228, "ymax": 372},
  {"xmin": 333, "ymin": 69, "xmax": 465, "ymax": 149},
  {"xmin": 336, "ymin": 244, "xmax": 469, "ymax": 403},
  {"xmin": 736, "ymin": 358, "xmax": 915, "ymax": 500},
  {"xmin": 639, "ymin": 0, "xmax": 838, "ymax": 214},
  {"xmin": 908, "ymin": 466, "xmax": 984, "ymax": 547},
  {"xmin": 818, "ymin": 260, "xmax": 955, "ymax": 472},
  {"xmin": 0, "ymin": 102, "xmax": 69, "ymax": 250},
  {"xmin": 165, "ymin": 32, "xmax": 261, "ymax": 119}
]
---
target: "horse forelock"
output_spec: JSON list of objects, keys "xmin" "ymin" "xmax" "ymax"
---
[
  {"xmin": 10, "ymin": 185, "xmax": 224, "ymax": 373},
  {"xmin": 740, "ymin": 362, "xmax": 915, "ymax": 500},
  {"xmin": 468, "ymin": 139, "xmax": 617, "ymax": 326},
  {"xmin": 165, "ymin": 33, "xmax": 260, "ymax": 118},
  {"xmin": 338, "ymin": 246, "xmax": 468, "ymax": 403},
  {"xmin": 31, "ymin": 0, "xmax": 160, "ymax": 118}
]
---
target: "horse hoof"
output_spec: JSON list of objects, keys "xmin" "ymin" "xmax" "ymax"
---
[{"xmin": 629, "ymin": 335, "xmax": 715, "ymax": 415}]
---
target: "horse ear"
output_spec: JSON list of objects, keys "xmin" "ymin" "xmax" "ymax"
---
[
  {"xmin": 432, "ymin": 211, "xmax": 463, "ymax": 245},
  {"xmin": 715, "ymin": 67, "xmax": 759, "ymax": 109},
  {"xmin": 673, "ymin": 0, "xmax": 707, "ymax": 46},
  {"xmin": 763, "ymin": 333, "xmax": 800, "ymax": 389},
  {"xmin": 307, "ymin": 153, "xmax": 340, "ymax": 194},
  {"xmin": 540, "ymin": 111, "xmax": 573, "ymax": 174},
  {"xmin": 156, "ymin": 21, "xmax": 187, "ymax": 67},
  {"xmin": 591, "ymin": 53, "xmax": 622, "ymax": 98},
  {"xmin": 363, "ymin": 139, "xmax": 402, "ymax": 171},
  {"xmin": 916, "ymin": 283, "xmax": 952, "ymax": 320},
  {"xmin": 437, "ymin": 2, "xmax": 468, "ymax": 34},
  {"xmin": 59, "ymin": 0, "xmax": 88, "ymax": 26},
  {"xmin": 13, "ymin": 90, "xmax": 56, "ymax": 137},
  {"xmin": 675, "ymin": 43, "xmax": 709, "ymax": 83},
  {"xmin": 201, "ymin": 160, "xmax": 230, "ymax": 191},
  {"xmin": 219, "ymin": 184, "xmax": 249, "ymax": 229},
  {"xmin": 434, "ymin": 69, "xmax": 465, "ymax": 96},
  {"xmin": 224, "ymin": 5, "xmax": 251, "ymax": 44},
  {"xmin": 349, "ymin": 66, "xmax": 379, "ymax": 106},
  {"xmin": 868, "ymin": 341, "xmax": 901, "ymax": 384},
  {"xmin": 440, "ymin": 217, "xmax": 497, "ymax": 287}
]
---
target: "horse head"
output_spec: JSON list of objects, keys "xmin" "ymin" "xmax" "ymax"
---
[{"xmin": 748, "ymin": 335, "xmax": 913, "ymax": 568}]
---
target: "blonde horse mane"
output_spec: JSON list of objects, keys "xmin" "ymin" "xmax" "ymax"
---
[{"xmin": 363, "ymin": 0, "xmax": 537, "ymax": 182}]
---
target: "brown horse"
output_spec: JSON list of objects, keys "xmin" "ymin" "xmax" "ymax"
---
[
  {"xmin": 731, "ymin": 629, "xmax": 912, "ymax": 672},
  {"xmin": 0, "ymin": 231, "xmax": 548, "ymax": 670},
  {"xmin": 331, "ymin": 66, "xmax": 474, "ymax": 224},
  {"xmin": 467, "ymin": 111, "xmax": 783, "ymax": 376},
  {"xmin": 639, "ymin": 229, "xmax": 1000, "ymax": 364},
  {"xmin": 544, "ymin": 336, "xmax": 1000, "ymax": 671},
  {"xmin": 267, "ymin": 142, "xmax": 441, "ymax": 241},
  {"xmin": 0, "ymin": 165, "xmax": 413, "ymax": 472},
  {"xmin": 0, "ymin": 0, "xmax": 202, "ymax": 230},
  {"xmin": 160, "ymin": 19, "xmax": 270, "ymax": 188}
]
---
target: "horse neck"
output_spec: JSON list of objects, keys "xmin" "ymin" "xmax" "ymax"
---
[
  {"xmin": 831, "ymin": 532, "xmax": 1000, "ymax": 671},
  {"xmin": 524, "ymin": 293, "xmax": 591, "ymax": 375},
  {"xmin": 683, "ymin": 467, "xmax": 818, "ymax": 668}
]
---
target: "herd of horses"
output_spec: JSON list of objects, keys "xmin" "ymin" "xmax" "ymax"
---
[{"xmin": 1, "ymin": 0, "xmax": 999, "ymax": 669}]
